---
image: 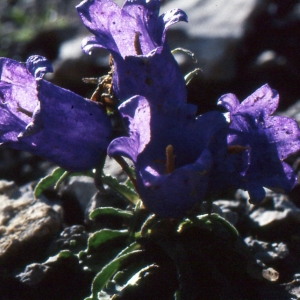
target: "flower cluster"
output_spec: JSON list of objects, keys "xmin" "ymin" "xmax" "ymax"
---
[{"xmin": 0, "ymin": 0, "xmax": 300, "ymax": 218}]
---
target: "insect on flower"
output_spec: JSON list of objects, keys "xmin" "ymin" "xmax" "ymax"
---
[{"xmin": 83, "ymin": 56, "xmax": 118, "ymax": 112}]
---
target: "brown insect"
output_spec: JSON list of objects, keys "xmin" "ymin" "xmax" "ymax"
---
[{"xmin": 83, "ymin": 55, "xmax": 118, "ymax": 112}]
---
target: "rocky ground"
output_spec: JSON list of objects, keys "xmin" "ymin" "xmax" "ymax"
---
[{"xmin": 1, "ymin": 0, "xmax": 300, "ymax": 299}]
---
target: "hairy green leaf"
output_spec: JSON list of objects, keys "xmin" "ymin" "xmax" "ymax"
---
[
  {"xmin": 117, "ymin": 242, "xmax": 141, "ymax": 257},
  {"xmin": 122, "ymin": 264, "xmax": 158, "ymax": 288},
  {"xmin": 87, "ymin": 229, "xmax": 129, "ymax": 252},
  {"xmin": 34, "ymin": 167, "xmax": 66, "ymax": 198},
  {"xmin": 55, "ymin": 170, "xmax": 94, "ymax": 189},
  {"xmin": 86, "ymin": 249, "xmax": 142, "ymax": 300},
  {"xmin": 89, "ymin": 207, "xmax": 133, "ymax": 220}
]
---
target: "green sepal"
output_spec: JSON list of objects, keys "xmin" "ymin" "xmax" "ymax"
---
[
  {"xmin": 171, "ymin": 47, "xmax": 197, "ymax": 63},
  {"xmin": 184, "ymin": 68, "xmax": 200, "ymax": 85},
  {"xmin": 89, "ymin": 207, "xmax": 133, "ymax": 220}
]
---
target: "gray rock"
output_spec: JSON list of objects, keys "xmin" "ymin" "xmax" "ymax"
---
[
  {"xmin": 213, "ymin": 199, "xmax": 249, "ymax": 225},
  {"xmin": 62, "ymin": 176, "xmax": 98, "ymax": 212},
  {"xmin": 103, "ymin": 156, "xmax": 128, "ymax": 182},
  {"xmin": 61, "ymin": 157, "xmax": 126, "ymax": 214},
  {"xmin": 47, "ymin": 225, "xmax": 89, "ymax": 255},
  {"xmin": 17, "ymin": 263, "xmax": 51, "ymax": 285},
  {"xmin": 0, "ymin": 180, "xmax": 62, "ymax": 265},
  {"xmin": 245, "ymin": 237, "xmax": 289, "ymax": 264},
  {"xmin": 249, "ymin": 192, "xmax": 300, "ymax": 228},
  {"xmin": 162, "ymin": 0, "xmax": 265, "ymax": 80},
  {"xmin": 17, "ymin": 249, "xmax": 81, "ymax": 287},
  {"xmin": 279, "ymin": 274, "xmax": 300, "ymax": 299},
  {"xmin": 199, "ymin": 201, "xmax": 223, "ymax": 216}
]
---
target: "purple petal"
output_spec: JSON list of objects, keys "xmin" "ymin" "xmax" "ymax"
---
[
  {"xmin": 238, "ymin": 84, "xmax": 279, "ymax": 118},
  {"xmin": 108, "ymin": 134, "xmax": 139, "ymax": 163},
  {"xmin": 160, "ymin": 8, "xmax": 188, "ymax": 43},
  {"xmin": 112, "ymin": 46, "xmax": 187, "ymax": 104},
  {"xmin": 78, "ymin": 0, "xmax": 188, "ymax": 57},
  {"xmin": 123, "ymin": 0, "xmax": 160, "ymax": 17},
  {"xmin": 26, "ymin": 55, "xmax": 53, "ymax": 80},
  {"xmin": 0, "ymin": 57, "xmax": 112, "ymax": 171},
  {"xmin": 217, "ymin": 93, "xmax": 239, "ymax": 114},
  {"xmin": 77, "ymin": 0, "xmax": 120, "ymax": 54},
  {"xmin": 261, "ymin": 162, "xmax": 297, "ymax": 194},
  {"xmin": 77, "ymin": 0, "xmax": 157, "ymax": 57},
  {"xmin": 0, "ymin": 58, "xmax": 37, "ymax": 127},
  {"xmin": 137, "ymin": 149, "xmax": 212, "ymax": 218},
  {"xmin": 107, "ymin": 96, "xmax": 151, "ymax": 162},
  {"xmin": 162, "ymin": 8, "xmax": 188, "ymax": 30},
  {"xmin": 265, "ymin": 116, "xmax": 300, "ymax": 159},
  {"xmin": 119, "ymin": 96, "xmax": 151, "ymax": 151},
  {"xmin": 108, "ymin": 95, "xmax": 151, "ymax": 161},
  {"xmin": 81, "ymin": 36, "xmax": 117, "ymax": 55},
  {"xmin": 219, "ymin": 84, "xmax": 300, "ymax": 202}
]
